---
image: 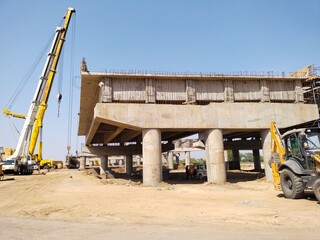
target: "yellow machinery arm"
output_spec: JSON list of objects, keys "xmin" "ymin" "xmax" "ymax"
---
[
  {"xmin": 270, "ymin": 122, "xmax": 286, "ymax": 190},
  {"xmin": 28, "ymin": 8, "xmax": 75, "ymax": 156},
  {"xmin": 3, "ymin": 108, "xmax": 26, "ymax": 119}
]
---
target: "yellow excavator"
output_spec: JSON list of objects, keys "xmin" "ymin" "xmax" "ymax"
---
[
  {"xmin": 270, "ymin": 122, "xmax": 320, "ymax": 201},
  {"xmin": 3, "ymin": 8, "xmax": 75, "ymax": 174}
]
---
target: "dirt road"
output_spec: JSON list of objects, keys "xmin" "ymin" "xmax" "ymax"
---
[{"xmin": 0, "ymin": 169, "xmax": 319, "ymax": 239}]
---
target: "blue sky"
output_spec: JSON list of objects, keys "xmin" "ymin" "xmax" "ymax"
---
[{"xmin": 0, "ymin": 0, "xmax": 320, "ymax": 161}]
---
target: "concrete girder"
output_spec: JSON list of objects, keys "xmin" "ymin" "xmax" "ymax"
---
[
  {"xmin": 224, "ymin": 139, "xmax": 262, "ymax": 150},
  {"xmin": 119, "ymin": 130, "xmax": 141, "ymax": 142},
  {"xmin": 104, "ymin": 127, "xmax": 124, "ymax": 144},
  {"xmin": 85, "ymin": 120, "xmax": 100, "ymax": 146},
  {"xmin": 93, "ymin": 102, "xmax": 318, "ymax": 131},
  {"xmin": 82, "ymin": 142, "xmax": 174, "ymax": 156}
]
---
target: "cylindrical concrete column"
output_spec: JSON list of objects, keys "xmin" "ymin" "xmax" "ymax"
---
[
  {"xmin": 136, "ymin": 155, "xmax": 141, "ymax": 166},
  {"xmin": 79, "ymin": 156, "xmax": 86, "ymax": 170},
  {"xmin": 224, "ymin": 150, "xmax": 229, "ymax": 171},
  {"xmin": 168, "ymin": 151, "xmax": 174, "ymax": 170},
  {"xmin": 261, "ymin": 130, "xmax": 273, "ymax": 182},
  {"xmin": 253, "ymin": 149, "xmax": 261, "ymax": 171},
  {"xmin": 205, "ymin": 129, "xmax": 226, "ymax": 184},
  {"xmin": 232, "ymin": 149, "xmax": 241, "ymax": 170},
  {"xmin": 125, "ymin": 155, "xmax": 133, "ymax": 176},
  {"xmin": 185, "ymin": 151, "xmax": 191, "ymax": 166},
  {"xmin": 118, "ymin": 159, "xmax": 124, "ymax": 166},
  {"xmin": 142, "ymin": 129, "xmax": 162, "ymax": 186},
  {"xmin": 175, "ymin": 154, "xmax": 180, "ymax": 165},
  {"xmin": 100, "ymin": 155, "xmax": 108, "ymax": 175}
]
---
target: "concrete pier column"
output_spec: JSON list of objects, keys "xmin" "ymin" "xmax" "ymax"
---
[
  {"xmin": 175, "ymin": 154, "xmax": 180, "ymax": 165},
  {"xmin": 125, "ymin": 155, "xmax": 133, "ymax": 176},
  {"xmin": 118, "ymin": 159, "xmax": 124, "ymax": 166},
  {"xmin": 79, "ymin": 156, "xmax": 86, "ymax": 170},
  {"xmin": 253, "ymin": 149, "xmax": 262, "ymax": 171},
  {"xmin": 185, "ymin": 151, "xmax": 191, "ymax": 166},
  {"xmin": 261, "ymin": 130, "xmax": 273, "ymax": 182},
  {"xmin": 134, "ymin": 155, "xmax": 140, "ymax": 166},
  {"xmin": 168, "ymin": 151, "xmax": 174, "ymax": 170},
  {"xmin": 100, "ymin": 155, "xmax": 108, "ymax": 175},
  {"xmin": 232, "ymin": 150, "xmax": 241, "ymax": 170},
  {"xmin": 224, "ymin": 150, "xmax": 229, "ymax": 171},
  {"xmin": 142, "ymin": 129, "xmax": 162, "ymax": 186},
  {"xmin": 205, "ymin": 129, "xmax": 226, "ymax": 184}
]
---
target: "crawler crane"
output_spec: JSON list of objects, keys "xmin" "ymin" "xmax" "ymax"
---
[
  {"xmin": 3, "ymin": 8, "xmax": 75, "ymax": 174},
  {"xmin": 270, "ymin": 122, "xmax": 320, "ymax": 201}
]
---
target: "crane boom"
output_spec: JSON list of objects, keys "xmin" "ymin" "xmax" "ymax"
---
[
  {"xmin": 5, "ymin": 8, "xmax": 75, "ymax": 174},
  {"xmin": 29, "ymin": 8, "xmax": 75, "ymax": 155}
]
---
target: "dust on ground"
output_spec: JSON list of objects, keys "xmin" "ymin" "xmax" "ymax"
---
[{"xmin": 0, "ymin": 168, "xmax": 319, "ymax": 240}]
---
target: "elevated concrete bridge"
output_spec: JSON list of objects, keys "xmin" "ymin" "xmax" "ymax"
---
[{"xmin": 78, "ymin": 61, "xmax": 319, "ymax": 186}]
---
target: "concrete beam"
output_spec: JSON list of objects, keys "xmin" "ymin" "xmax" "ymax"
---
[
  {"xmin": 224, "ymin": 139, "xmax": 262, "ymax": 150},
  {"xmin": 83, "ymin": 145, "xmax": 142, "ymax": 156},
  {"xmin": 82, "ymin": 143, "xmax": 173, "ymax": 157},
  {"xmin": 85, "ymin": 120, "xmax": 100, "ymax": 146},
  {"xmin": 92, "ymin": 102, "xmax": 318, "ymax": 131},
  {"xmin": 103, "ymin": 127, "xmax": 124, "ymax": 144},
  {"xmin": 119, "ymin": 131, "xmax": 141, "ymax": 142}
]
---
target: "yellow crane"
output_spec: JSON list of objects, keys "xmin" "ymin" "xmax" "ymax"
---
[{"xmin": 3, "ymin": 8, "xmax": 75, "ymax": 174}]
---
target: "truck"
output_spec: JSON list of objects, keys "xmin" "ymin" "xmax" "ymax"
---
[
  {"xmin": 195, "ymin": 164, "xmax": 207, "ymax": 180},
  {"xmin": 3, "ymin": 8, "xmax": 75, "ymax": 174},
  {"xmin": 270, "ymin": 122, "xmax": 320, "ymax": 201}
]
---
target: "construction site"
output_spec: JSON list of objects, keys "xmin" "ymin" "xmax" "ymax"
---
[{"xmin": 1, "ymin": 4, "xmax": 320, "ymax": 240}]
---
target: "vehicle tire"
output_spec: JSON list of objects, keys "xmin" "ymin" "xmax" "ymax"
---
[
  {"xmin": 280, "ymin": 168, "xmax": 304, "ymax": 199},
  {"xmin": 313, "ymin": 179, "xmax": 320, "ymax": 202}
]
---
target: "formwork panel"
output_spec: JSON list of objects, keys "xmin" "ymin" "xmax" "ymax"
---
[
  {"xmin": 195, "ymin": 80, "xmax": 224, "ymax": 101},
  {"xmin": 155, "ymin": 79, "xmax": 185, "ymax": 102},
  {"xmin": 234, "ymin": 80, "xmax": 261, "ymax": 101},
  {"xmin": 113, "ymin": 78, "xmax": 145, "ymax": 102},
  {"xmin": 269, "ymin": 80, "xmax": 295, "ymax": 102}
]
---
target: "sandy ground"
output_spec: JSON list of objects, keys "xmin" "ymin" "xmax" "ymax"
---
[{"xmin": 0, "ymin": 168, "xmax": 319, "ymax": 240}]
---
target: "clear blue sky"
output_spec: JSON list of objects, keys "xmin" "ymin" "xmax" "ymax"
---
[{"xmin": 0, "ymin": 0, "xmax": 320, "ymax": 161}]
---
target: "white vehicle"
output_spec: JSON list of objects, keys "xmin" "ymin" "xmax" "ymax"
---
[
  {"xmin": 195, "ymin": 164, "xmax": 207, "ymax": 180},
  {"xmin": 2, "ymin": 160, "xmax": 15, "ymax": 173}
]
